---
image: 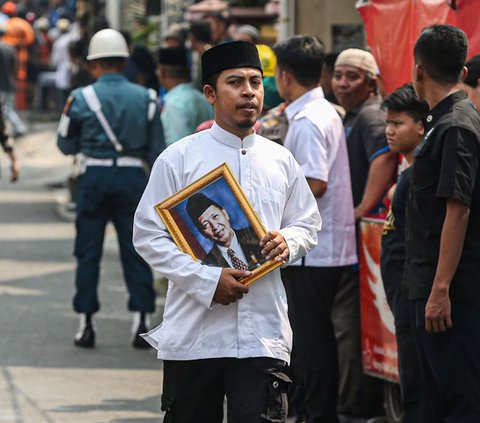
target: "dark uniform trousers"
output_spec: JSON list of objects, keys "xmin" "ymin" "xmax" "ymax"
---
[
  {"xmin": 412, "ymin": 299, "xmax": 480, "ymax": 423},
  {"xmin": 161, "ymin": 357, "xmax": 290, "ymax": 423},
  {"xmin": 73, "ymin": 165, "xmax": 155, "ymax": 313},
  {"xmin": 282, "ymin": 265, "xmax": 384, "ymax": 422},
  {"xmin": 382, "ymin": 269, "xmax": 431, "ymax": 423}
]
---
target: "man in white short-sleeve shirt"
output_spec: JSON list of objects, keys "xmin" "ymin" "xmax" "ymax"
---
[{"xmin": 274, "ymin": 35, "xmax": 357, "ymax": 422}]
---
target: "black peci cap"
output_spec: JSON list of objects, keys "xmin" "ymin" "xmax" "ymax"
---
[
  {"xmin": 186, "ymin": 193, "xmax": 223, "ymax": 227},
  {"xmin": 201, "ymin": 41, "xmax": 263, "ymax": 84},
  {"xmin": 158, "ymin": 47, "xmax": 188, "ymax": 66}
]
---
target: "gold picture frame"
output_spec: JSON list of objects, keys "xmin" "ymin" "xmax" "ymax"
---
[{"xmin": 155, "ymin": 163, "xmax": 283, "ymax": 286}]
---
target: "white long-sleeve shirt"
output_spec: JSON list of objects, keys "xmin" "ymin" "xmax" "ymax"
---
[{"xmin": 133, "ymin": 122, "xmax": 321, "ymax": 363}]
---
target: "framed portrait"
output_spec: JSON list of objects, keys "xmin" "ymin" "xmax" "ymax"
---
[{"xmin": 155, "ymin": 162, "xmax": 283, "ymax": 286}]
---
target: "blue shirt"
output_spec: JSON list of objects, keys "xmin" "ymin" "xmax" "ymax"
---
[
  {"xmin": 57, "ymin": 73, "xmax": 165, "ymax": 167},
  {"xmin": 161, "ymin": 82, "xmax": 213, "ymax": 147}
]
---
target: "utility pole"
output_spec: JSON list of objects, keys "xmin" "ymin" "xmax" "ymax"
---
[
  {"xmin": 278, "ymin": 0, "xmax": 295, "ymax": 41},
  {"xmin": 105, "ymin": 0, "xmax": 122, "ymax": 30}
]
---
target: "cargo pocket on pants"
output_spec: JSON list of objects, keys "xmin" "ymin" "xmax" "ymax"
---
[
  {"xmin": 261, "ymin": 371, "xmax": 291, "ymax": 422},
  {"xmin": 161, "ymin": 394, "xmax": 174, "ymax": 423}
]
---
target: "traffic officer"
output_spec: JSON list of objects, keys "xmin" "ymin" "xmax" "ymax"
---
[{"xmin": 57, "ymin": 29, "xmax": 165, "ymax": 349}]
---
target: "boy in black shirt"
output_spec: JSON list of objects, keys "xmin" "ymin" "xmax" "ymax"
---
[
  {"xmin": 407, "ymin": 25, "xmax": 480, "ymax": 421},
  {"xmin": 381, "ymin": 83, "xmax": 428, "ymax": 422}
]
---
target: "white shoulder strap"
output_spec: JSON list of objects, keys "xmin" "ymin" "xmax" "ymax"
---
[
  {"xmin": 147, "ymin": 88, "xmax": 157, "ymax": 122},
  {"xmin": 82, "ymin": 85, "xmax": 123, "ymax": 153}
]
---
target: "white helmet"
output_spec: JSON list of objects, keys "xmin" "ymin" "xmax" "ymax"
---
[
  {"xmin": 34, "ymin": 17, "xmax": 50, "ymax": 31},
  {"xmin": 87, "ymin": 29, "xmax": 129, "ymax": 61}
]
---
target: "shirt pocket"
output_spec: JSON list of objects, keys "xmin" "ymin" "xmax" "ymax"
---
[{"xmin": 257, "ymin": 186, "xmax": 286, "ymax": 228}]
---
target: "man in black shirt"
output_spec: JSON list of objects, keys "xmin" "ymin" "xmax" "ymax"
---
[
  {"xmin": 380, "ymin": 83, "xmax": 429, "ymax": 422},
  {"xmin": 406, "ymin": 24, "xmax": 480, "ymax": 421}
]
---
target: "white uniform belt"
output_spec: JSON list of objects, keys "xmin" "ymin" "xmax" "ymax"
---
[{"xmin": 85, "ymin": 157, "xmax": 144, "ymax": 167}]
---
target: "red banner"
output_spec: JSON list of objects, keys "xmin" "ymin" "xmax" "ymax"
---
[
  {"xmin": 359, "ymin": 218, "xmax": 399, "ymax": 383},
  {"xmin": 357, "ymin": 0, "xmax": 480, "ymax": 94}
]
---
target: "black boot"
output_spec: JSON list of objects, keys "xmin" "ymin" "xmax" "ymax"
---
[
  {"xmin": 132, "ymin": 312, "xmax": 151, "ymax": 349},
  {"xmin": 74, "ymin": 314, "xmax": 95, "ymax": 348}
]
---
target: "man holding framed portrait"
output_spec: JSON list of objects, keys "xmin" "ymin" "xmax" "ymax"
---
[{"xmin": 133, "ymin": 40, "xmax": 321, "ymax": 423}]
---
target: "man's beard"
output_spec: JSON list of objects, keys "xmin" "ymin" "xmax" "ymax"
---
[{"xmin": 236, "ymin": 117, "xmax": 256, "ymax": 129}]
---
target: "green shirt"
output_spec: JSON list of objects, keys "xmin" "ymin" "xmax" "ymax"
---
[{"xmin": 161, "ymin": 82, "xmax": 213, "ymax": 146}]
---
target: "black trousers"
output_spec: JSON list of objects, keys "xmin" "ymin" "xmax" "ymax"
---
[
  {"xmin": 282, "ymin": 265, "xmax": 384, "ymax": 422},
  {"xmin": 382, "ymin": 267, "xmax": 429, "ymax": 423},
  {"xmin": 412, "ymin": 299, "xmax": 480, "ymax": 423},
  {"xmin": 161, "ymin": 357, "xmax": 290, "ymax": 423}
]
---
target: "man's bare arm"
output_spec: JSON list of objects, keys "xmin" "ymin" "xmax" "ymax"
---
[
  {"xmin": 355, "ymin": 152, "xmax": 397, "ymax": 219},
  {"xmin": 306, "ymin": 177, "xmax": 327, "ymax": 198},
  {"xmin": 425, "ymin": 198, "xmax": 470, "ymax": 333}
]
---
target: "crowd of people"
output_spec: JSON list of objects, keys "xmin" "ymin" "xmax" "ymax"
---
[
  {"xmin": 135, "ymin": 21, "xmax": 477, "ymax": 423},
  {"xmin": 1, "ymin": 2, "xmax": 480, "ymax": 423}
]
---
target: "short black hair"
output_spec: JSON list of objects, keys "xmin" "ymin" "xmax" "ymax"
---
[
  {"xmin": 95, "ymin": 57, "xmax": 126, "ymax": 69},
  {"xmin": 273, "ymin": 35, "xmax": 324, "ymax": 88},
  {"xmin": 414, "ymin": 24, "xmax": 468, "ymax": 84},
  {"xmin": 464, "ymin": 55, "xmax": 480, "ymax": 88},
  {"xmin": 68, "ymin": 40, "xmax": 84, "ymax": 58},
  {"xmin": 186, "ymin": 193, "xmax": 223, "ymax": 232},
  {"xmin": 382, "ymin": 83, "xmax": 429, "ymax": 122},
  {"xmin": 189, "ymin": 21, "xmax": 211, "ymax": 44},
  {"xmin": 203, "ymin": 72, "xmax": 219, "ymax": 90},
  {"xmin": 323, "ymin": 52, "xmax": 339, "ymax": 73}
]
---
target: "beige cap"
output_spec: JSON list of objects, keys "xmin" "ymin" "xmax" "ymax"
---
[
  {"xmin": 335, "ymin": 48, "xmax": 379, "ymax": 75},
  {"xmin": 56, "ymin": 18, "xmax": 71, "ymax": 33}
]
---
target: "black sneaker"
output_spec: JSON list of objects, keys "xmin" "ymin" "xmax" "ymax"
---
[{"xmin": 74, "ymin": 326, "xmax": 95, "ymax": 348}]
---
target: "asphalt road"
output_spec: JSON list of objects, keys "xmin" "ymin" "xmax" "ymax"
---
[{"xmin": 0, "ymin": 118, "xmax": 165, "ymax": 422}]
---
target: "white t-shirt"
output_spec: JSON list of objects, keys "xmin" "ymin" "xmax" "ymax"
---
[
  {"xmin": 133, "ymin": 122, "xmax": 321, "ymax": 362},
  {"xmin": 284, "ymin": 87, "xmax": 357, "ymax": 267}
]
